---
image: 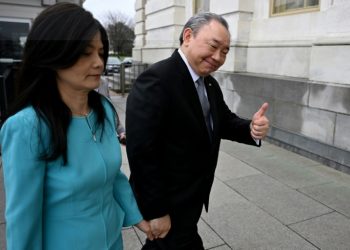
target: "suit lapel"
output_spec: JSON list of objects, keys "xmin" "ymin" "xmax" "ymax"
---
[
  {"xmin": 171, "ymin": 51, "xmax": 212, "ymax": 143},
  {"xmin": 172, "ymin": 52, "xmax": 205, "ymax": 118}
]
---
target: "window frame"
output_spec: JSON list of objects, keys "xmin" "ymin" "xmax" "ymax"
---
[{"xmin": 270, "ymin": 0, "xmax": 320, "ymax": 17}]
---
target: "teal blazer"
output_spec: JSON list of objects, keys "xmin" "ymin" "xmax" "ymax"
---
[{"xmin": 0, "ymin": 97, "xmax": 142, "ymax": 250}]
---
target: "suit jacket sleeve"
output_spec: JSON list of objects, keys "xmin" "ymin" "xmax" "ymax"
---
[
  {"xmin": 0, "ymin": 112, "xmax": 45, "ymax": 250},
  {"xmin": 212, "ymin": 78, "xmax": 258, "ymax": 146},
  {"xmin": 126, "ymin": 69, "xmax": 170, "ymax": 220}
]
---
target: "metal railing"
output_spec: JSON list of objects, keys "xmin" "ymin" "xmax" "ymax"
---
[{"xmin": 103, "ymin": 62, "xmax": 148, "ymax": 96}]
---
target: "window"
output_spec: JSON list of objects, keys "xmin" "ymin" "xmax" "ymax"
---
[
  {"xmin": 0, "ymin": 19, "xmax": 30, "ymax": 59},
  {"xmin": 271, "ymin": 0, "xmax": 319, "ymax": 16}
]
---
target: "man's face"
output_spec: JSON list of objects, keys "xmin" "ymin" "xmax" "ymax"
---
[{"xmin": 182, "ymin": 20, "xmax": 230, "ymax": 76}]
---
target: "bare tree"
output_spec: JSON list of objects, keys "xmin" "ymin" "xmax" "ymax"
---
[{"xmin": 104, "ymin": 11, "xmax": 135, "ymax": 56}]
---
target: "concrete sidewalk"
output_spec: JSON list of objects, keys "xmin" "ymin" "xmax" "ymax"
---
[{"xmin": 1, "ymin": 94, "xmax": 350, "ymax": 249}]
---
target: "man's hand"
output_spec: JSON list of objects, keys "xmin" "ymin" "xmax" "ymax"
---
[
  {"xmin": 135, "ymin": 220, "xmax": 154, "ymax": 241},
  {"xmin": 251, "ymin": 102, "xmax": 269, "ymax": 140},
  {"xmin": 149, "ymin": 214, "xmax": 171, "ymax": 239}
]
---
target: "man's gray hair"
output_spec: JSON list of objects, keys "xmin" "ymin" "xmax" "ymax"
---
[{"xmin": 179, "ymin": 12, "xmax": 229, "ymax": 45}]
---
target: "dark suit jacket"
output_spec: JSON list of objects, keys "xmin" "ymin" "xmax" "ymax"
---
[{"xmin": 126, "ymin": 50, "xmax": 259, "ymax": 221}]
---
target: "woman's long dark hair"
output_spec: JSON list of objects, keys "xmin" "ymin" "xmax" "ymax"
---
[{"xmin": 9, "ymin": 2, "xmax": 109, "ymax": 164}]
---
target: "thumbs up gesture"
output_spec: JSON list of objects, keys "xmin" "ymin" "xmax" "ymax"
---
[{"xmin": 250, "ymin": 102, "xmax": 270, "ymax": 140}]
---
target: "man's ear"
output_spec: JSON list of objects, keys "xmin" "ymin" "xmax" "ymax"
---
[{"xmin": 182, "ymin": 28, "xmax": 193, "ymax": 45}]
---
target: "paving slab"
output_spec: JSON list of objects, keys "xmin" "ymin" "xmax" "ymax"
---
[
  {"xmin": 226, "ymin": 174, "xmax": 332, "ymax": 225},
  {"xmin": 222, "ymin": 141, "xmax": 332, "ymax": 190},
  {"xmin": 299, "ymin": 182, "xmax": 350, "ymax": 218},
  {"xmin": 215, "ymin": 151, "xmax": 261, "ymax": 181},
  {"xmin": 198, "ymin": 218, "xmax": 225, "ymax": 249},
  {"xmin": 206, "ymin": 178, "xmax": 249, "ymax": 209},
  {"xmin": 290, "ymin": 212, "xmax": 350, "ymax": 250},
  {"xmin": 201, "ymin": 202, "xmax": 317, "ymax": 250}
]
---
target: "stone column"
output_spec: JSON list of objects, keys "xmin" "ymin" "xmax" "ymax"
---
[
  {"xmin": 141, "ymin": 0, "xmax": 186, "ymax": 64},
  {"xmin": 210, "ymin": 0, "xmax": 254, "ymax": 73},
  {"xmin": 133, "ymin": 0, "xmax": 146, "ymax": 62}
]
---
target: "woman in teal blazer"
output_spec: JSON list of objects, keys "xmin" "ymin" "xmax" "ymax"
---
[{"xmin": 0, "ymin": 3, "xmax": 151, "ymax": 249}]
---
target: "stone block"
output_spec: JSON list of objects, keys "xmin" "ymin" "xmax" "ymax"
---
[
  {"xmin": 210, "ymin": 0, "xmax": 254, "ymax": 13},
  {"xmin": 135, "ymin": 8, "xmax": 145, "ymax": 22},
  {"xmin": 145, "ymin": 0, "xmax": 185, "ymax": 15},
  {"xmin": 309, "ymin": 82, "xmax": 350, "ymax": 114},
  {"xmin": 247, "ymin": 46, "xmax": 311, "ymax": 78},
  {"xmin": 274, "ymin": 78, "xmax": 309, "ymax": 105},
  {"xmin": 134, "ymin": 22, "xmax": 145, "ymax": 35},
  {"xmin": 145, "ymin": 1, "xmax": 185, "ymax": 24},
  {"xmin": 335, "ymin": 114, "xmax": 350, "ymax": 151},
  {"xmin": 142, "ymin": 48, "xmax": 174, "ymax": 64},
  {"xmin": 310, "ymin": 45, "xmax": 350, "ymax": 85},
  {"xmin": 273, "ymin": 102, "xmax": 336, "ymax": 144},
  {"xmin": 145, "ymin": 26, "xmax": 181, "ymax": 47}
]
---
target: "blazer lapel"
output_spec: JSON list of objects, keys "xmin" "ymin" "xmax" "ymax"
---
[{"xmin": 172, "ymin": 51, "xmax": 214, "ymax": 144}]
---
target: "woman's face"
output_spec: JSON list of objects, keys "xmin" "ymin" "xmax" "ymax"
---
[{"xmin": 56, "ymin": 31, "xmax": 104, "ymax": 94}]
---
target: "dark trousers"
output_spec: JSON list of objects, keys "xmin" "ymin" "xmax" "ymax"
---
[{"xmin": 141, "ymin": 203, "xmax": 204, "ymax": 250}]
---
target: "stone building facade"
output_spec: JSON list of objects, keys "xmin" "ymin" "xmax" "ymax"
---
[{"xmin": 133, "ymin": 0, "xmax": 350, "ymax": 173}]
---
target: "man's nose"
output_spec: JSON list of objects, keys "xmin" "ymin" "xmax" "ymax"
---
[{"xmin": 212, "ymin": 49, "xmax": 223, "ymax": 62}]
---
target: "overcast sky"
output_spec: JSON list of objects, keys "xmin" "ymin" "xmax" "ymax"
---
[{"xmin": 83, "ymin": 0, "xmax": 136, "ymax": 24}]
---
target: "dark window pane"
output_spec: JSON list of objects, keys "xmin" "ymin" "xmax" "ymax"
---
[
  {"xmin": 0, "ymin": 21, "xmax": 29, "ymax": 59},
  {"xmin": 273, "ymin": 0, "xmax": 319, "ymax": 14},
  {"xmin": 306, "ymin": 0, "xmax": 319, "ymax": 7}
]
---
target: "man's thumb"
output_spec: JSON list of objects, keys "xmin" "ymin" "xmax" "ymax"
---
[{"xmin": 255, "ymin": 102, "xmax": 269, "ymax": 118}]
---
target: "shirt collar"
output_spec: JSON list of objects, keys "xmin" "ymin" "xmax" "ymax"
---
[{"xmin": 178, "ymin": 48, "xmax": 200, "ymax": 83}]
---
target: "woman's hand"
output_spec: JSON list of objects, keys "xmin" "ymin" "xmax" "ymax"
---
[
  {"xmin": 135, "ymin": 220, "xmax": 154, "ymax": 240},
  {"xmin": 149, "ymin": 214, "xmax": 171, "ymax": 239}
]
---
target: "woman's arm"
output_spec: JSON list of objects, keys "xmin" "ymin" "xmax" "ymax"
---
[{"xmin": 0, "ymin": 112, "xmax": 46, "ymax": 250}]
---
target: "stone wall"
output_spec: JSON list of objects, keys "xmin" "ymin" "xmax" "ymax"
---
[{"xmin": 215, "ymin": 72, "xmax": 350, "ymax": 173}]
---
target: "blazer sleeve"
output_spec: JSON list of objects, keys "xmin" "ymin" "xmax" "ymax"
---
[
  {"xmin": 214, "ymin": 81, "xmax": 259, "ymax": 146},
  {"xmin": 113, "ymin": 169, "xmax": 143, "ymax": 227},
  {"xmin": 126, "ymin": 69, "xmax": 170, "ymax": 220},
  {"xmin": 101, "ymin": 97, "xmax": 143, "ymax": 226},
  {"xmin": 0, "ymin": 113, "xmax": 46, "ymax": 250}
]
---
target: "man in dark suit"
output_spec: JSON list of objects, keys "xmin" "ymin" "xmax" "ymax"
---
[{"xmin": 126, "ymin": 12, "xmax": 269, "ymax": 250}]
